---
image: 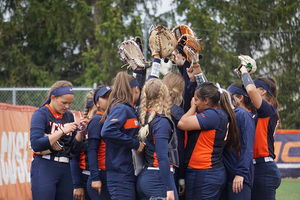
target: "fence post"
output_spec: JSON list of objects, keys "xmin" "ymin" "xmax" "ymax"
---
[
  {"xmin": 93, "ymin": 82, "xmax": 97, "ymax": 89},
  {"xmin": 13, "ymin": 87, "xmax": 16, "ymax": 105}
]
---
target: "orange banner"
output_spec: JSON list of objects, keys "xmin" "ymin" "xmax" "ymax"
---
[{"xmin": 0, "ymin": 103, "xmax": 81, "ymax": 200}]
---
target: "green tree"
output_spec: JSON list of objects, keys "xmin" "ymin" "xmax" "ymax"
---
[
  {"xmin": 0, "ymin": 0, "xmax": 151, "ymax": 87},
  {"xmin": 173, "ymin": 0, "xmax": 300, "ymax": 128},
  {"xmin": 78, "ymin": 0, "xmax": 144, "ymax": 86}
]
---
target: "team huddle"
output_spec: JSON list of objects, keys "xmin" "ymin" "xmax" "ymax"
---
[{"xmin": 29, "ymin": 25, "xmax": 281, "ymax": 200}]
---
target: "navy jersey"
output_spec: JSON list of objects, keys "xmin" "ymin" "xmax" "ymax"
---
[
  {"xmin": 30, "ymin": 104, "xmax": 81, "ymax": 158},
  {"xmin": 101, "ymin": 103, "xmax": 140, "ymax": 181},
  {"xmin": 87, "ymin": 111, "xmax": 106, "ymax": 181},
  {"xmin": 253, "ymin": 99, "xmax": 279, "ymax": 159},
  {"xmin": 70, "ymin": 117, "xmax": 90, "ymax": 189},
  {"xmin": 185, "ymin": 107, "xmax": 229, "ymax": 169},
  {"xmin": 223, "ymin": 107, "xmax": 256, "ymax": 187},
  {"xmin": 143, "ymin": 113, "xmax": 174, "ymax": 190}
]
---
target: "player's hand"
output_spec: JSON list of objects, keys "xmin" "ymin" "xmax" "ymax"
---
[
  {"xmin": 137, "ymin": 142, "xmax": 146, "ymax": 154},
  {"xmin": 61, "ymin": 122, "xmax": 78, "ymax": 135},
  {"xmin": 77, "ymin": 119, "xmax": 87, "ymax": 133},
  {"xmin": 186, "ymin": 66, "xmax": 195, "ymax": 82},
  {"xmin": 179, "ymin": 184, "xmax": 185, "ymax": 196},
  {"xmin": 166, "ymin": 190, "xmax": 175, "ymax": 200},
  {"xmin": 73, "ymin": 188, "xmax": 85, "ymax": 200},
  {"xmin": 240, "ymin": 65, "xmax": 248, "ymax": 74},
  {"xmin": 173, "ymin": 51, "xmax": 185, "ymax": 67},
  {"xmin": 91, "ymin": 180, "xmax": 102, "ymax": 195},
  {"xmin": 232, "ymin": 175, "xmax": 244, "ymax": 193},
  {"xmin": 191, "ymin": 97, "xmax": 196, "ymax": 107}
]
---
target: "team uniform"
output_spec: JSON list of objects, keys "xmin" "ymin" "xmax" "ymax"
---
[
  {"xmin": 101, "ymin": 103, "xmax": 140, "ymax": 200},
  {"xmin": 70, "ymin": 117, "xmax": 91, "ymax": 200},
  {"xmin": 87, "ymin": 111, "xmax": 110, "ymax": 199},
  {"xmin": 184, "ymin": 107, "xmax": 228, "ymax": 200},
  {"xmin": 170, "ymin": 104, "xmax": 185, "ymax": 193},
  {"xmin": 137, "ymin": 112, "xmax": 179, "ymax": 200},
  {"xmin": 30, "ymin": 104, "xmax": 82, "ymax": 200},
  {"xmin": 221, "ymin": 107, "xmax": 256, "ymax": 200},
  {"xmin": 251, "ymin": 99, "xmax": 281, "ymax": 200}
]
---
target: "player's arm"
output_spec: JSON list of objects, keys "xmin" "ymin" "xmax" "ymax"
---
[
  {"xmin": 177, "ymin": 102, "xmax": 200, "ymax": 131},
  {"xmin": 233, "ymin": 111, "xmax": 255, "ymax": 193},
  {"xmin": 240, "ymin": 65, "xmax": 262, "ymax": 109},
  {"xmin": 70, "ymin": 150, "xmax": 84, "ymax": 189},
  {"xmin": 154, "ymin": 120, "xmax": 174, "ymax": 192},
  {"xmin": 147, "ymin": 55, "xmax": 161, "ymax": 80},
  {"xmin": 30, "ymin": 111, "xmax": 61, "ymax": 152},
  {"xmin": 70, "ymin": 130, "xmax": 84, "ymax": 154}
]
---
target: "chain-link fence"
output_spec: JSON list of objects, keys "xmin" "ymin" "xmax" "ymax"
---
[{"xmin": 0, "ymin": 87, "xmax": 96, "ymax": 111}]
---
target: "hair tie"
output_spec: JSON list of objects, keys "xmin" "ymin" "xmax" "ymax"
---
[
  {"xmin": 216, "ymin": 83, "xmax": 223, "ymax": 94},
  {"xmin": 216, "ymin": 83, "xmax": 233, "ymax": 106}
]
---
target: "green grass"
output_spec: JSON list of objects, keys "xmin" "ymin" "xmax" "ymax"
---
[{"xmin": 276, "ymin": 179, "xmax": 300, "ymax": 200}]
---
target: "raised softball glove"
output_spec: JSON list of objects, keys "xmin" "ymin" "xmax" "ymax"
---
[
  {"xmin": 172, "ymin": 24, "xmax": 196, "ymax": 42},
  {"xmin": 118, "ymin": 38, "xmax": 148, "ymax": 70},
  {"xmin": 177, "ymin": 34, "xmax": 203, "ymax": 64},
  {"xmin": 148, "ymin": 25, "xmax": 176, "ymax": 59},
  {"xmin": 233, "ymin": 55, "xmax": 257, "ymax": 77}
]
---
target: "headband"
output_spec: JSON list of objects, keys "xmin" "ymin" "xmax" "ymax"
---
[
  {"xmin": 87, "ymin": 100, "xmax": 94, "ymax": 108},
  {"xmin": 130, "ymin": 80, "xmax": 140, "ymax": 88},
  {"xmin": 94, "ymin": 86, "xmax": 112, "ymax": 102},
  {"xmin": 254, "ymin": 79, "xmax": 273, "ymax": 96},
  {"xmin": 42, "ymin": 86, "xmax": 74, "ymax": 106},
  {"xmin": 227, "ymin": 86, "xmax": 249, "ymax": 97}
]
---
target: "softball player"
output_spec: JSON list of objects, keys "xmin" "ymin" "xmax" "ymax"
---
[
  {"xmin": 239, "ymin": 66, "xmax": 281, "ymax": 200},
  {"xmin": 86, "ymin": 85, "xmax": 112, "ymax": 200},
  {"xmin": 30, "ymin": 80, "xmax": 87, "ymax": 200},
  {"xmin": 136, "ymin": 78, "xmax": 178, "ymax": 200},
  {"xmin": 162, "ymin": 72, "xmax": 186, "ymax": 197},
  {"xmin": 173, "ymin": 51, "xmax": 198, "ymax": 113},
  {"xmin": 220, "ymin": 83, "xmax": 256, "ymax": 200},
  {"xmin": 70, "ymin": 90, "xmax": 97, "ymax": 200},
  {"xmin": 100, "ymin": 72, "xmax": 145, "ymax": 200},
  {"xmin": 178, "ymin": 82, "xmax": 240, "ymax": 200}
]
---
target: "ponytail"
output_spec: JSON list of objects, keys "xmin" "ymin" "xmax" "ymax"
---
[
  {"xmin": 219, "ymin": 92, "xmax": 240, "ymax": 151},
  {"xmin": 101, "ymin": 72, "xmax": 136, "ymax": 123},
  {"xmin": 83, "ymin": 89, "xmax": 96, "ymax": 119}
]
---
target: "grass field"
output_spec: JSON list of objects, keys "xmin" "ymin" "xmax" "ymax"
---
[{"xmin": 276, "ymin": 178, "xmax": 300, "ymax": 200}]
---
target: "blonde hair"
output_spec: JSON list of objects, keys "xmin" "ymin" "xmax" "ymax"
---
[
  {"xmin": 83, "ymin": 89, "xmax": 96, "ymax": 118},
  {"xmin": 162, "ymin": 72, "xmax": 185, "ymax": 106},
  {"xmin": 47, "ymin": 80, "xmax": 72, "ymax": 98},
  {"xmin": 138, "ymin": 79, "xmax": 171, "ymax": 142}
]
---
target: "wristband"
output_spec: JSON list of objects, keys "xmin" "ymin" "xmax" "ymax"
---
[
  {"xmin": 193, "ymin": 63, "xmax": 200, "ymax": 68},
  {"xmin": 59, "ymin": 127, "xmax": 65, "ymax": 135},
  {"xmin": 241, "ymin": 72, "xmax": 254, "ymax": 87},
  {"xmin": 194, "ymin": 72, "xmax": 207, "ymax": 86},
  {"xmin": 179, "ymin": 179, "xmax": 185, "ymax": 186},
  {"xmin": 150, "ymin": 61, "xmax": 161, "ymax": 78}
]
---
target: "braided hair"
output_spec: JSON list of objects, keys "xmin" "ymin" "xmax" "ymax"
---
[{"xmin": 138, "ymin": 79, "xmax": 171, "ymax": 142}]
